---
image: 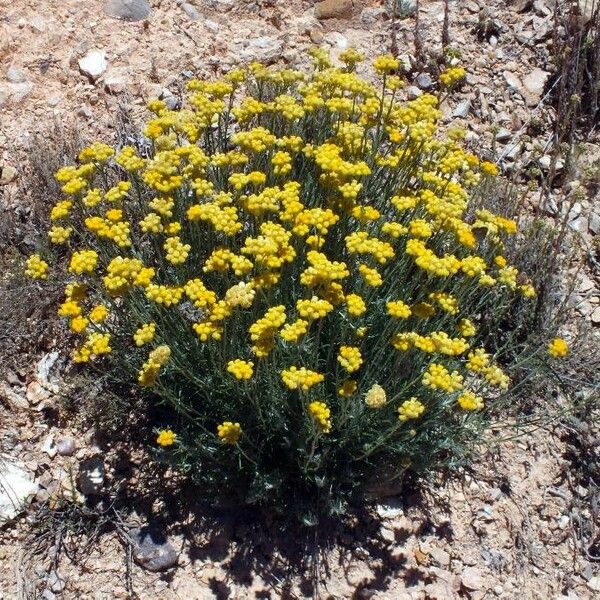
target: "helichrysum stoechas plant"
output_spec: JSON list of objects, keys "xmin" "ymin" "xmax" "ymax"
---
[{"xmin": 25, "ymin": 49, "xmax": 567, "ymax": 518}]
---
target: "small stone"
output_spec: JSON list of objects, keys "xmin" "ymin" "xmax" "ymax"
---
[
  {"xmin": 0, "ymin": 164, "xmax": 18, "ymax": 185},
  {"xmin": 590, "ymin": 306, "xmax": 600, "ymax": 325},
  {"xmin": 104, "ymin": 68, "xmax": 129, "ymax": 94},
  {"xmin": 239, "ymin": 36, "xmax": 284, "ymax": 64},
  {"xmin": 461, "ymin": 566, "xmax": 485, "ymax": 591},
  {"xmin": 415, "ymin": 72, "xmax": 434, "ymax": 89},
  {"xmin": 77, "ymin": 456, "xmax": 105, "ymax": 495},
  {"xmin": 557, "ymin": 515, "xmax": 570, "ymax": 529},
  {"xmin": 103, "ymin": 0, "xmax": 151, "ymax": 22},
  {"xmin": 521, "ymin": 68, "xmax": 550, "ymax": 107},
  {"xmin": 78, "ymin": 49, "xmax": 108, "ymax": 82},
  {"xmin": 569, "ymin": 215, "xmax": 589, "ymax": 235},
  {"xmin": 56, "ymin": 437, "xmax": 76, "ymax": 457},
  {"xmin": 360, "ymin": 7, "xmax": 387, "ymax": 25},
  {"xmin": 26, "ymin": 381, "xmax": 50, "ymax": 405},
  {"xmin": 406, "ymin": 85, "xmax": 422, "ymax": 100},
  {"xmin": 7, "ymin": 65, "xmax": 27, "ymax": 83},
  {"xmin": 430, "ymin": 547, "xmax": 451, "ymax": 567},
  {"xmin": 453, "ymin": 100, "xmax": 471, "ymax": 118},
  {"xmin": 387, "ymin": 0, "xmax": 417, "ymax": 17},
  {"xmin": 315, "ymin": 0, "xmax": 353, "ymax": 20},
  {"xmin": 181, "ymin": 3, "xmax": 201, "ymax": 20},
  {"xmin": 589, "ymin": 212, "xmax": 600, "ymax": 235},
  {"xmin": 538, "ymin": 155, "xmax": 552, "ymax": 170},
  {"xmin": 47, "ymin": 94, "xmax": 61, "ymax": 107},
  {"xmin": 0, "ymin": 459, "xmax": 38, "ymax": 523},
  {"xmin": 588, "ymin": 576, "xmax": 600, "ymax": 592},
  {"xmin": 9, "ymin": 81, "xmax": 33, "ymax": 103},
  {"xmin": 376, "ymin": 500, "xmax": 404, "ymax": 519},
  {"xmin": 493, "ymin": 585, "xmax": 504, "ymax": 595},
  {"xmin": 41, "ymin": 590, "xmax": 56, "ymax": 600},
  {"xmin": 130, "ymin": 526, "xmax": 178, "ymax": 571},
  {"xmin": 309, "ymin": 28, "xmax": 324, "ymax": 44},
  {"xmin": 495, "ymin": 128, "xmax": 512, "ymax": 142},
  {"xmin": 503, "ymin": 70, "xmax": 522, "ymax": 90}
]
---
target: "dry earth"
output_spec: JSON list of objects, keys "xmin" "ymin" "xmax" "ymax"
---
[{"xmin": 1, "ymin": 1, "xmax": 600, "ymax": 599}]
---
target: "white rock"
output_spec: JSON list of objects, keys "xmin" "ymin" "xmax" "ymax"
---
[
  {"xmin": 78, "ymin": 49, "xmax": 108, "ymax": 81},
  {"xmin": 7, "ymin": 65, "xmax": 27, "ymax": 83},
  {"xmin": 588, "ymin": 576, "xmax": 600, "ymax": 592},
  {"xmin": 461, "ymin": 566, "xmax": 485, "ymax": 590},
  {"xmin": 9, "ymin": 81, "xmax": 33, "ymax": 103},
  {"xmin": 104, "ymin": 67, "xmax": 130, "ymax": 94},
  {"xmin": 522, "ymin": 68, "xmax": 550, "ymax": 107},
  {"xmin": 103, "ymin": 0, "xmax": 151, "ymax": 22},
  {"xmin": 590, "ymin": 306, "xmax": 600, "ymax": 325},
  {"xmin": 239, "ymin": 37, "xmax": 283, "ymax": 64},
  {"xmin": 0, "ymin": 457, "xmax": 38, "ymax": 523}
]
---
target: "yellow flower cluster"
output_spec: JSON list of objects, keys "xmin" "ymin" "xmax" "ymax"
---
[
  {"xmin": 227, "ymin": 359, "xmax": 254, "ymax": 380},
  {"xmin": 337, "ymin": 346, "xmax": 363, "ymax": 373},
  {"xmin": 548, "ymin": 337, "xmax": 569, "ymax": 358},
  {"xmin": 134, "ymin": 323, "xmax": 156, "ymax": 347},
  {"xmin": 25, "ymin": 254, "xmax": 49, "ymax": 279},
  {"xmin": 365, "ymin": 384, "xmax": 387, "ymax": 408},
  {"xmin": 398, "ymin": 398, "xmax": 426, "ymax": 422},
  {"xmin": 281, "ymin": 367, "xmax": 324, "ymax": 391},
  {"xmin": 156, "ymin": 429, "xmax": 177, "ymax": 447},
  {"xmin": 308, "ymin": 401, "xmax": 332, "ymax": 433},
  {"xmin": 139, "ymin": 345, "xmax": 171, "ymax": 387},
  {"xmin": 217, "ymin": 421, "xmax": 242, "ymax": 444}
]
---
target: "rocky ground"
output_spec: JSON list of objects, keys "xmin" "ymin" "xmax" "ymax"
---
[{"xmin": 1, "ymin": 0, "xmax": 600, "ymax": 599}]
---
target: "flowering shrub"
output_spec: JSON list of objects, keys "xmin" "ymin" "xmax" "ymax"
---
[{"xmin": 25, "ymin": 50, "xmax": 566, "ymax": 517}]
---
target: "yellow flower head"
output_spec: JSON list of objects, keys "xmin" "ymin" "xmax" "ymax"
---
[
  {"xmin": 308, "ymin": 401, "xmax": 331, "ymax": 433},
  {"xmin": 398, "ymin": 398, "xmax": 425, "ymax": 422},
  {"xmin": 548, "ymin": 337, "xmax": 569, "ymax": 358},
  {"xmin": 365, "ymin": 383, "xmax": 387, "ymax": 409},
  {"xmin": 227, "ymin": 359, "xmax": 254, "ymax": 380},
  {"xmin": 217, "ymin": 421, "xmax": 242, "ymax": 444},
  {"xmin": 156, "ymin": 429, "xmax": 177, "ymax": 447}
]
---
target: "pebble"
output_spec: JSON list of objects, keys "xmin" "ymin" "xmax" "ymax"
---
[
  {"xmin": 181, "ymin": 3, "xmax": 201, "ymax": 20},
  {"xmin": 415, "ymin": 72, "xmax": 434, "ymax": 90},
  {"xmin": 103, "ymin": 0, "xmax": 151, "ymax": 22},
  {"xmin": 77, "ymin": 456, "xmax": 105, "ymax": 495},
  {"xmin": 104, "ymin": 68, "xmax": 129, "ymax": 94},
  {"xmin": 315, "ymin": 0, "xmax": 353, "ymax": 20},
  {"xmin": 461, "ymin": 566, "xmax": 485, "ymax": 590},
  {"xmin": 429, "ymin": 547, "xmax": 451, "ymax": 567},
  {"xmin": 521, "ymin": 68, "xmax": 550, "ymax": 107},
  {"xmin": 588, "ymin": 576, "xmax": 600, "ymax": 592},
  {"xmin": 239, "ymin": 36, "xmax": 283, "ymax": 63},
  {"xmin": 56, "ymin": 437, "xmax": 76, "ymax": 457},
  {"xmin": 406, "ymin": 85, "xmax": 422, "ymax": 100},
  {"xmin": 360, "ymin": 7, "xmax": 387, "ymax": 25},
  {"xmin": 78, "ymin": 49, "xmax": 108, "ymax": 82},
  {"xmin": 557, "ymin": 515, "xmax": 570, "ymax": 529},
  {"xmin": 0, "ymin": 165, "xmax": 18, "ymax": 185},
  {"xmin": 7, "ymin": 65, "xmax": 27, "ymax": 84},
  {"xmin": 495, "ymin": 128, "xmax": 512, "ymax": 142},
  {"xmin": 0, "ymin": 459, "xmax": 38, "ymax": 523},
  {"xmin": 453, "ymin": 100, "xmax": 471, "ymax": 118},
  {"xmin": 130, "ymin": 526, "xmax": 178, "ymax": 571},
  {"xmin": 9, "ymin": 81, "xmax": 34, "ymax": 103},
  {"xmin": 388, "ymin": 0, "xmax": 417, "ymax": 17},
  {"xmin": 591, "ymin": 306, "xmax": 600, "ymax": 325}
]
